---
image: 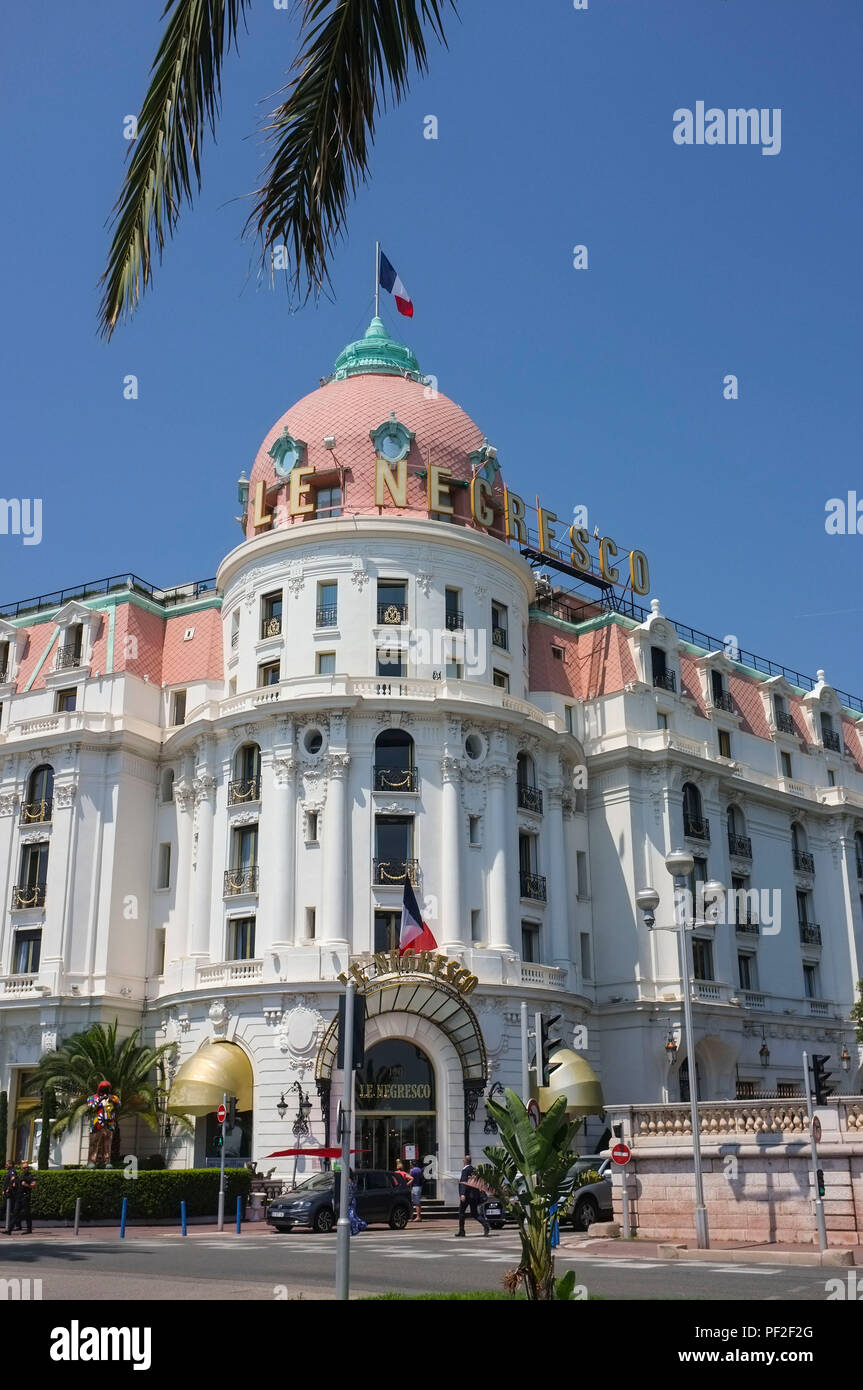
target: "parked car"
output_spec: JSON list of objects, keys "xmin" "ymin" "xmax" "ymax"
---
[
  {"xmin": 266, "ymin": 1169, "xmax": 412, "ymax": 1233},
  {"xmin": 481, "ymin": 1193, "xmax": 506, "ymax": 1229},
  {"xmin": 567, "ymin": 1158, "xmax": 613, "ymax": 1231}
]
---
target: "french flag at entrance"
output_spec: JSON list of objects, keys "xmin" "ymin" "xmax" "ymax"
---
[
  {"xmin": 399, "ymin": 878, "xmax": 437, "ymax": 955},
  {"xmin": 379, "ymin": 251, "xmax": 414, "ymax": 318}
]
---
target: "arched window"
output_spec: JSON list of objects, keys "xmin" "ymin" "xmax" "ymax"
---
[
  {"xmin": 820, "ymin": 711, "xmax": 841, "ymax": 752},
  {"xmin": 229, "ymin": 744, "xmax": 261, "ymax": 804},
  {"xmin": 727, "ymin": 804, "xmax": 751, "ymax": 859},
  {"xmin": 23, "ymin": 765, "xmax": 54, "ymax": 823},
  {"xmin": 374, "ymin": 729, "xmax": 416, "ymax": 792},
  {"xmin": 791, "ymin": 821, "xmax": 812, "ymax": 873},
  {"xmin": 682, "ymin": 783, "xmax": 708, "ymax": 841},
  {"xmin": 516, "ymin": 751, "xmax": 543, "ymax": 813},
  {"xmin": 160, "ymin": 768, "xmax": 175, "ymax": 804}
]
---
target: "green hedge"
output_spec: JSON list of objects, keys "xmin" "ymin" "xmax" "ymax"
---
[{"xmin": 31, "ymin": 1169, "xmax": 252, "ymax": 1221}]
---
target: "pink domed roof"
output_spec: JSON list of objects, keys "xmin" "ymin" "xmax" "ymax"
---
[{"xmin": 244, "ymin": 328, "xmax": 505, "ymax": 538}]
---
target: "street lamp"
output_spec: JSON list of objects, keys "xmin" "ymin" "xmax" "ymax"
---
[
  {"xmin": 664, "ymin": 1032, "xmax": 679, "ymax": 1065},
  {"xmin": 759, "ymin": 1037, "xmax": 771, "ymax": 1068},
  {"xmin": 276, "ymin": 1093, "xmax": 289, "ymax": 1121},
  {"xmin": 841, "ymin": 1046, "xmax": 851, "ymax": 1073},
  {"xmin": 289, "ymin": 1081, "xmax": 313, "ymax": 1138},
  {"xmin": 636, "ymin": 849, "xmax": 725, "ymax": 1250}
]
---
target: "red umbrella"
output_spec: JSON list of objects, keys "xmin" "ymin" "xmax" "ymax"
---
[{"xmin": 264, "ymin": 1147, "xmax": 369, "ymax": 1159}]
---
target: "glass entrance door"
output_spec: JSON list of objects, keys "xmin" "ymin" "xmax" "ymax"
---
[
  {"xmin": 357, "ymin": 1115, "xmax": 437, "ymax": 1196},
  {"xmin": 355, "ymin": 1038, "xmax": 437, "ymax": 1196}
]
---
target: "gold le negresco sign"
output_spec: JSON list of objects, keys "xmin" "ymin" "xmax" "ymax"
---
[{"xmin": 338, "ymin": 948, "xmax": 479, "ymax": 996}]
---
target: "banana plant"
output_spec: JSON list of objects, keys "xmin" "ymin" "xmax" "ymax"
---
[{"xmin": 479, "ymin": 1089, "xmax": 579, "ymax": 1301}]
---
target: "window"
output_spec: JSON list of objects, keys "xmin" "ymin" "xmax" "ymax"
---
[
  {"xmin": 711, "ymin": 670, "xmax": 724, "ymax": 703},
  {"xmin": 13, "ymin": 929, "xmax": 41, "ymax": 974},
  {"xmin": 796, "ymin": 889, "xmax": 811, "ymax": 925},
  {"xmin": 564, "ymin": 705, "xmax": 575, "ymax": 734},
  {"xmin": 0, "ymin": 639, "xmax": 9, "ymax": 682},
  {"xmin": 691, "ymin": 937, "xmax": 714, "ymax": 981},
  {"xmin": 657, "ymin": 712, "xmax": 668, "ymax": 730},
  {"xmin": 519, "ymin": 833, "xmax": 537, "ymax": 875},
  {"xmin": 468, "ymin": 815, "xmax": 481, "ymax": 847},
  {"xmin": 651, "ymin": 646, "xmax": 674, "ymax": 691},
  {"xmin": 491, "ymin": 601, "xmax": 508, "ymax": 651},
  {"xmin": 23, "ymin": 765, "xmax": 54, "ymax": 823},
  {"xmin": 736, "ymin": 1080, "xmax": 760, "ymax": 1100},
  {"xmin": 718, "ymin": 729, "xmax": 732, "ymax": 759},
  {"xmin": 160, "ymin": 769, "xmax": 175, "ymax": 803},
  {"xmin": 445, "ymin": 587, "xmax": 463, "ymax": 631},
  {"xmin": 683, "ymin": 782, "xmax": 708, "ymax": 840},
  {"xmin": 377, "ymin": 647, "xmax": 405, "ymax": 678},
  {"xmin": 827, "ymin": 770, "xmax": 835, "ymax": 787},
  {"xmin": 580, "ymin": 932, "xmax": 592, "ymax": 980},
  {"xmin": 317, "ymin": 581, "xmax": 338, "ymax": 628},
  {"xmin": 305, "ymin": 907, "xmax": 317, "ymax": 940},
  {"xmin": 803, "ymin": 962, "xmax": 820, "ymax": 999},
  {"xmin": 230, "ymin": 744, "xmax": 261, "ymax": 804},
  {"xmin": 56, "ymin": 687, "xmax": 77, "ymax": 713},
  {"xmin": 855, "ymin": 832, "xmax": 863, "ymax": 879},
  {"xmin": 552, "ymin": 645, "xmax": 564, "ymax": 662},
  {"xmin": 233, "ymin": 825, "xmax": 258, "ymax": 869},
  {"xmin": 155, "ymin": 928, "xmax": 166, "ymax": 977},
  {"xmin": 521, "ymin": 922, "xmax": 540, "ymax": 962},
  {"xmin": 374, "ymin": 910, "xmax": 400, "ymax": 953},
  {"xmin": 493, "ymin": 669, "xmax": 509, "ymax": 691},
  {"xmin": 445, "ymin": 660, "xmax": 463, "ymax": 679},
  {"xmin": 375, "ymin": 729, "xmax": 415, "ymax": 791},
  {"xmin": 57, "ymin": 623, "xmax": 83, "ymax": 668},
  {"xmin": 377, "ymin": 580, "xmax": 407, "ymax": 625},
  {"xmin": 316, "ymin": 652, "xmax": 336, "ymax": 676},
  {"xmin": 774, "ymin": 694, "xmax": 795, "ymax": 734},
  {"xmin": 777, "ymin": 1082, "xmax": 803, "ymax": 1098},
  {"xmin": 306, "ymin": 810, "xmax": 319, "ymax": 843},
  {"xmin": 230, "ymin": 609, "xmax": 240, "ymax": 650},
  {"xmin": 820, "ymin": 712, "xmax": 841, "ymax": 752},
  {"xmin": 576, "ymin": 851, "xmax": 588, "ymax": 898},
  {"xmin": 471, "ymin": 909, "xmax": 482, "ymax": 942},
  {"xmin": 685, "ymin": 857, "xmax": 708, "ymax": 914},
  {"xmin": 258, "ymin": 661, "xmax": 280, "ymax": 687},
  {"xmin": 731, "ymin": 875, "xmax": 755, "ymax": 926},
  {"xmin": 157, "ymin": 843, "xmax": 171, "ymax": 890},
  {"xmin": 228, "ymin": 916, "xmax": 256, "ymax": 961},
  {"xmin": 170, "ymin": 689, "xmax": 187, "ymax": 725},
  {"xmin": 374, "ymin": 816, "xmax": 414, "ymax": 883},
  {"xmin": 781, "ymin": 750, "xmax": 793, "ymax": 778},
  {"xmin": 315, "ymin": 485, "xmax": 342, "ymax": 519},
  {"xmin": 738, "ymin": 953, "xmax": 757, "ymax": 991},
  {"xmin": 260, "ymin": 591, "xmax": 283, "ymax": 639},
  {"xmin": 14, "ymin": 843, "xmax": 48, "ymax": 908}
]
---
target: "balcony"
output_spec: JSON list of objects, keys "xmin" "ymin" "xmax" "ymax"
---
[
  {"xmin": 798, "ymin": 922, "xmax": 822, "ymax": 946},
  {"xmin": 808, "ymin": 999, "xmax": 829, "ymax": 1017},
  {"xmin": 653, "ymin": 669, "xmax": 676, "ymax": 693},
  {"xmin": 734, "ymin": 919, "xmax": 759, "ymax": 936},
  {"xmin": 377, "ymin": 603, "xmax": 408, "ymax": 625},
  {"xmin": 713, "ymin": 690, "xmax": 735, "ymax": 713},
  {"xmin": 373, "ymin": 858, "xmax": 419, "ymax": 886},
  {"xmin": 517, "ymin": 783, "xmax": 544, "ymax": 814},
  {"xmin": 260, "ymin": 616, "xmax": 282, "ymax": 639},
  {"xmin": 316, "ymin": 605, "xmax": 338, "ymax": 628},
  {"xmin": 223, "ymin": 866, "xmax": 259, "ymax": 896},
  {"xmin": 54, "ymin": 645, "xmax": 82, "ymax": 671},
  {"xmin": 11, "ymin": 884, "xmax": 46, "ymax": 909},
  {"xmin": 520, "ymin": 871, "xmax": 547, "ymax": 902},
  {"xmin": 491, "ymin": 625, "xmax": 508, "ymax": 650},
  {"xmin": 727, "ymin": 832, "xmax": 752, "ymax": 859},
  {"xmin": 822, "ymin": 729, "xmax": 842, "ymax": 753},
  {"xmin": 228, "ymin": 778, "xmax": 261, "ymax": 806},
  {"xmin": 520, "ymin": 962, "xmax": 566, "ymax": 989},
  {"xmin": 198, "ymin": 959, "xmax": 262, "ymax": 986},
  {"xmin": 373, "ymin": 766, "xmax": 419, "ymax": 793},
  {"xmin": 741, "ymin": 990, "xmax": 766, "ymax": 1010},
  {"xmin": 793, "ymin": 850, "xmax": 815, "ymax": 874},
  {"xmin": 775, "ymin": 710, "xmax": 796, "ymax": 735},
  {"xmin": 445, "ymin": 610, "xmax": 464, "ymax": 632},
  {"xmin": 20, "ymin": 800, "xmax": 53, "ymax": 825},
  {"xmin": 684, "ymin": 814, "xmax": 710, "ymax": 842}
]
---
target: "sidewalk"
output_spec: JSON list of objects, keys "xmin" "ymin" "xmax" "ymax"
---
[{"xmin": 557, "ymin": 1232, "xmax": 863, "ymax": 1266}]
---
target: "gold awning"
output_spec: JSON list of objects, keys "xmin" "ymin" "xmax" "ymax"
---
[
  {"xmin": 538, "ymin": 1049, "xmax": 604, "ymax": 1117},
  {"xmin": 167, "ymin": 1042, "xmax": 254, "ymax": 1116}
]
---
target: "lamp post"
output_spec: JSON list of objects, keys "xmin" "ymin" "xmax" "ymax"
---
[
  {"xmin": 483, "ymin": 1083, "xmax": 505, "ymax": 1134},
  {"xmin": 636, "ymin": 849, "xmax": 725, "ymax": 1251}
]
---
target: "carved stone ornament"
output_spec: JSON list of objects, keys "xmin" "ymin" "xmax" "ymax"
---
[
  {"xmin": 54, "ymin": 783, "xmax": 77, "ymax": 809},
  {"xmin": 0, "ymin": 791, "xmax": 19, "ymax": 816},
  {"xmin": 377, "ymin": 801, "xmax": 410, "ymax": 816},
  {"xmin": 193, "ymin": 774, "xmax": 217, "ymax": 803},
  {"xmin": 473, "ymin": 583, "xmax": 489, "ymax": 601},
  {"xmin": 326, "ymin": 752, "xmax": 351, "ymax": 779},
  {"xmin": 208, "ymin": 999, "xmax": 230, "ymax": 1038},
  {"xmin": 21, "ymin": 832, "xmax": 50, "ymax": 845},
  {"xmin": 277, "ymin": 1000, "xmax": 325, "ymax": 1069},
  {"xmin": 286, "ymin": 564, "xmax": 305, "ymax": 598},
  {"xmin": 174, "ymin": 779, "xmax": 195, "ymax": 812},
  {"xmin": 273, "ymin": 756, "xmax": 298, "ymax": 787},
  {"xmin": 350, "ymin": 561, "xmax": 369, "ymax": 591},
  {"xmin": 243, "ymin": 567, "xmax": 265, "ymax": 611},
  {"xmin": 416, "ymin": 571, "xmax": 433, "ymax": 598},
  {"xmin": 231, "ymin": 811, "xmax": 259, "ymax": 826},
  {"xmin": 41, "ymin": 1029, "xmax": 58, "ymax": 1054}
]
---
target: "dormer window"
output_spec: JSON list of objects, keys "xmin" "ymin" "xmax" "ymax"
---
[
  {"xmin": 773, "ymin": 694, "xmax": 795, "ymax": 735},
  {"xmin": 0, "ymin": 640, "xmax": 9, "ymax": 684},
  {"xmin": 56, "ymin": 623, "xmax": 83, "ymax": 671},
  {"xmin": 651, "ymin": 646, "xmax": 675, "ymax": 692},
  {"xmin": 820, "ymin": 712, "xmax": 841, "ymax": 754},
  {"xmin": 711, "ymin": 670, "xmax": 734, "ymax": 713}
]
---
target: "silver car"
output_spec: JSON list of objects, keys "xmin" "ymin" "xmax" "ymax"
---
[{"xmin": 568, "ymin": 1158, "xmax": 613, "ymax": 1231}]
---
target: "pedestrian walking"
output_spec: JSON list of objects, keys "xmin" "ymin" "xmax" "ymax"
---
[
  {"xmin": 2, "ymin": 1161, "xmax": 20, "ymax": 1234},
  {"xmin": 409, "ymin": 1160, "xmax": 424, "ymax": 1220},
  {"xmin": 16, "ymin": 1161, "xmax": 36, "ymax": 1235},
  {"xmin": 455, "ymin": 1154, "xmax": 490, "ymax": 1237},
  {"xmin": 393, "ymin": 1159, "xmax": 411, "ymax": 1185},
  {"xmin": 347, "ymin": 1171, "xmax": 367, "ymax": 1236}
]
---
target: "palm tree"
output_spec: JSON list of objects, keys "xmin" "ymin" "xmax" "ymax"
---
[
  {"xmin": 100, "ymin": 0, "xmax": 457, "ymax": 337},
  {"xmin": 479, "ymin": 1089, "xmax": 579, "ymax": 1301},
  {"xmin": 28, "ymin": 1021, "xmax": 175, "ymax": 1161}
]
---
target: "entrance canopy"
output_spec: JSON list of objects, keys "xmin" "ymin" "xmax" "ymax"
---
[{"xmin": 167, "ymin": 1041, "xmax": 254, "ymax": 1116}]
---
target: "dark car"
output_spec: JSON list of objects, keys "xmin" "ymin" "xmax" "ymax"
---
[
  {"xmin": 267, "ymin": 1169, "xmax": 412, "ymax": 1233},
  {"xmin": 567, "ymin": 1158, "xmax": 613, "ymax": 1231},
  {"xmin": 482, "ymin": 1193, "xmax": 506, "ymax": 1229}
]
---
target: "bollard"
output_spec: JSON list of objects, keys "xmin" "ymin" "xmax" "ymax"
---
[
  {"xmin": 550, "ymin": 1205, "xmax": 560, "ymax": 1249},
  {"xmin": 120, "ymin": 1197, "xmax": 128, "ymax": 1239},
  {"xmin": 73, "ymin": 1197, "xmax": 81, "ymax": 1238},
  {"xmin": 236, "ymin": 1196, "xmax": 242, "ymax": 1234},
  {"xmin": 181, "ymin": 1200, "xmax": 187, "ymax": 1237}
]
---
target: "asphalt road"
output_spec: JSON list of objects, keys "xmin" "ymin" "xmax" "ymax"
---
[{"xmin": 0, "ymin": 1230, "xmax": 844, "ymax": 1302}]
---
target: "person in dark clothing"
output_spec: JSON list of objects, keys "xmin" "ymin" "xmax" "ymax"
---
[
  {"xmin": 455, "ymin": 1154, "xmax": 490, "ymax": 1237},
  {"xmin": 3, "ymin": 1162, "xmax": 20, "ymax": 1233},
  {"xmin": 15, "ymin": 1162, "xmax": 36, "ymax": 1234}
]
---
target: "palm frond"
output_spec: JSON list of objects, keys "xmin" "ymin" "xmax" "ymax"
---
[
  {"xmin": 244, "ymin": 0, "xmax": 458, "ymax": 302},
  {"xmin": 99, "ymin": 0, "xmax": 252, "ymax": 337}
]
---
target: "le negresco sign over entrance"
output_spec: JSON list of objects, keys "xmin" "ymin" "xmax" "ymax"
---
[{"xmin": 338, "ymin": 949, "xmax": 479, "ymax": 996}]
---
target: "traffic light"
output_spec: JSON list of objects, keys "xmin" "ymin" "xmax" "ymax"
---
[
  {"xmin": 537, "ymin": 1012, "xmax": 564, "ymax": 1088},
  {"xmin": 812, "ymin": 1054, "xmax": 835, "ymax": 1106},
  {"xmin": 227, "ymin": 1097, "xmax": 237, "ymax": 1128},
  {"xmin": 214, "ymin": 1131, "xmax": 223, "ymax": 1149},
  {"xmin": 337, "ymin": 994, "xmax": 366, "ymax": 1071},
  {"xmin": 816, "ymin": 1168, "xmax": 826, "ymax": 1198}
]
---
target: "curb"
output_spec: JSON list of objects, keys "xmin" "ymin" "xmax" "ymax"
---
[{"xmin": 656, "ymin": 1243, "xmax": 854, "ymax": 1267}]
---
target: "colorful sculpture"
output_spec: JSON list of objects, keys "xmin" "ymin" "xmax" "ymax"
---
[{"xmin": 86, "ymin": 1080, "xmax": 120, "ymax": 1166}]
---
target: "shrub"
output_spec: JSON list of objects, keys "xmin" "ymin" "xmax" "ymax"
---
[{"xmin": 31, "ymin": 1168, "xmax": 251, "ymax": 1221}]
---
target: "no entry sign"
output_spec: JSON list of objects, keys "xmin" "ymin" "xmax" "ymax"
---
[
  {"xmin": 611, "ymin": 1142, "xmax": 631, "ymax": 1165},
  {"xmin": 217, "ymin": 1104, "xmax": 227, "ymax": 1124}
]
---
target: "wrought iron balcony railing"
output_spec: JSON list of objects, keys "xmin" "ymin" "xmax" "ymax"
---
[
  {"xmin": 228, "ymin": 777, "xmax": 261, "ymax": 806},
  {"xmin": 223, "ymin": 866, "xmax": 259, "ymax": 896},
  {"xmin": 230, "ymin": 630, "xmax": 239, "ymax": 649},
  {"xmin": 653, "ymin": 669, "xmax": 676, "ymax": 692},
  {"xmin": 775, "ymin": 710, "xmax": 796, "ymax": 735},
  {"xmin": 822, "ymin": 729, "xmax": 842, "ymax": 753},
  {"xmin": 373, "ymin": 766, "xmax": 419, "ymax": 792},
  {"xmin": 799, "ymin": 922, "xmax": 822, "ymax": 946},
  {"xmin": 793, "ymin": 850, "xmax": 815, "ymax": 874},
  {"xmin": 0, "ymin": 666, "xmax": 8, "ymax": 684},
  {"xmin": 12, "ymin": 883, "xmax": 46, "ymax": 909},
  {"xmin": 713, "ymin": 690, "xmax": 735, "ymax": 713},
  {"xmin": 316, "ymin": 605, "xmax": 338, "ymax": 628},
  {"xmin": 260, "ymin": 616, "xmax": 282, "ymax": 639},
  {"xmin": 734, "ymin": 919, "xmax": 760, "ymax": 935},
  {"xmin": 520, "ymin": 871, "xmax": 547, "ymax": 901},
  {"xmin": 55, "ymin": 645, "xmax": 82, "ymax": 670},
  {"xmin": 728, "ymin": 832, "xmax": 752, "ymax": 859},
  {"xmin": 445, "ymin": 610, "xmax": 464, "ymax": 631},
  {"xmin": 377, "ymin": 603, "xmax": 408, "ymax": 625},
  {"xmin": 491, "ymin": 625, "xmax": 508, "ymax": 650},
  {"xmin": 21, "ymin": 800, "xmax": 52, "ymax": 824},
  {"xmin": 373, "ymin": 858, "xmax": 419, "ymax": 886},
  {"xmin": 517, "ymin": 783, "xmax": 544, "ymax": 814},
  {"xmin": 684, "ymin": 814, "xmax": 710, "ymax": 842}
]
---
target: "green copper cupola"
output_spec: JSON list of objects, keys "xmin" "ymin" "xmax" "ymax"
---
[{"xmin": 329, "ymin": 316, "xmax": 424, "ymax": 383}]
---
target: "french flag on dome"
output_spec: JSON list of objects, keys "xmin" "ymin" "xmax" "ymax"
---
[
  {"xmin": 399, "ymin": 878, "xmax": 437, "ymax": 955},
  {"xmin": 379, "ymin": 251, "xmax": 414, "ymax": 318}
]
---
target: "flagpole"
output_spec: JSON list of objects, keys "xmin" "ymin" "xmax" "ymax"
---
[{"xmin": 375, "ymin": 241, "xmax": 380, "ymax": 318}]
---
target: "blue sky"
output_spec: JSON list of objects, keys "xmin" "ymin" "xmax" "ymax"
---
[{"xmin": 2, "ymin": 0, "xmax": 861, "ymax": 695}]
